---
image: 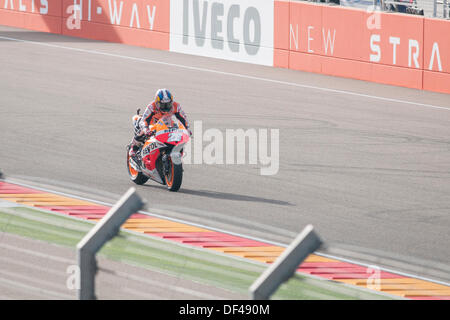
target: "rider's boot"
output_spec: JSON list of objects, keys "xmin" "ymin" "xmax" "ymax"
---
[{"xmin": 129, "ymin": 113, "xmax": 144, "ymax": 160}]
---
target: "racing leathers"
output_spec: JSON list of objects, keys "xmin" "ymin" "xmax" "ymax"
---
[{"xmin": 129, "ymin": 101, "xmax": 191, "ymax": 157}]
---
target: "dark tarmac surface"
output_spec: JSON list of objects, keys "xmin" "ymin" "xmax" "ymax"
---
[{"xmin": 1, "ymin": 25, "xmax": 449, "ymax": 267}]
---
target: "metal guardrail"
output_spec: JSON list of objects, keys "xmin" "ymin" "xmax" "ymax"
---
[
  {"xmin": 381, "ymin": 0, "xmax": 424, "ymax": 16},
  {"xmin": 249, "ymin": 225, "xmax": 322, "ymax": 300},
  {"xmin": 380, "ymin": 0, "xmax": 449, "ymax": 17},
  {"xmin": 77, "ymin": 187, "xmax": 145, "ymax": 300},
  {"xmin": 329, "ymin": 0, "xmax": 450, "ymax": 18},
  {"xmin": 435, "ymin": 0, "xmax": 449, "ymax": 17}
]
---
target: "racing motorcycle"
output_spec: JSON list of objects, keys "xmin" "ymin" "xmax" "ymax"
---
[{"xmin": 126, "ymin": 110, "xmax": 190, "ymax": 191}]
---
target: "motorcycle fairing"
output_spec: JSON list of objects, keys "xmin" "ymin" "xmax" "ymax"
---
[
  {"xmin": 141, "ymin": 138, "xmax": 165, "ymax": 170},
  {"xmin": 141, "ymin": 166, "xmax": 164, "ymax": 184},
  {"xmin": 131, "ymin": 114, "xmax": 190, "ymax": 186}
]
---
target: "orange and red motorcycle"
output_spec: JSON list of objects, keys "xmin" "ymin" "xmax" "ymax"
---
[{"xmin": 126, "ymin": 112, "xmax": 190, "ymax": 191}]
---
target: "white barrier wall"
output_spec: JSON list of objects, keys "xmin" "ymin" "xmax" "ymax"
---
[{"xmin": 170, "ymin": 0, "xmax": 274, "ymax": 66}]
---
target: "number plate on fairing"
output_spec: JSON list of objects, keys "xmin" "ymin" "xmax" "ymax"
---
[{"xmin": 167, "ymin": 132, "xmax": 182, "ymax": 142}]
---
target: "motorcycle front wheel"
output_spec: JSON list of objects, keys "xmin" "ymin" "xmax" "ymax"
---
[{"xmin": 164, "ymin": 156, "xmax": 183, "ymax": 192}]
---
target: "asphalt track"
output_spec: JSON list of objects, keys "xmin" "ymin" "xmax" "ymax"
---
[{"xmin": 0, "ymin": 25, "xmax": 449, "ymax": 268}]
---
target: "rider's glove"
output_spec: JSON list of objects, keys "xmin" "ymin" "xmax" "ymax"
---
[{"xmin": 143, "ymin": 127, "xmax": 151, "ymax": 136}]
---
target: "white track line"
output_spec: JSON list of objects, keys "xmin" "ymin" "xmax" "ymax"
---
[
  {"xmin": 3, "ymin": 178, "xmax": 450, "ymax": 287},
  {"xmin": 1, "ymin": 35, "xmax": 449, "ymax": 112}
]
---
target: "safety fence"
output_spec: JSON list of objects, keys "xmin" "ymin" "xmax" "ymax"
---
[
  {"xmin": 0, "ymin": 0, "xmax": 448, "ymax": 94},
  {"xmin": 331, "ymin": 0, "xmax": 449, "ymax": 19}
]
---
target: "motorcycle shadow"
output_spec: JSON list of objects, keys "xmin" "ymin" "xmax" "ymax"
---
[{"xmin": 141, "ymin": 184, "xmax": 293, "ymax": 206}]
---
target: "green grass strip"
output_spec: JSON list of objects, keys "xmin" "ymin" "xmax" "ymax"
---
[{"xmin": 0, "ymin": 206, "xmax": 393, "ymax": 300}]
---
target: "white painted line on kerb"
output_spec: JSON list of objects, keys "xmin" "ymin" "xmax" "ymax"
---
[
  {"xmin": 1, "ymin": 35, "xmax": 449, "ymax": 112},
  {"xmin": 3, "ymin": 178, "xmax": 450, "ymax": 288}
]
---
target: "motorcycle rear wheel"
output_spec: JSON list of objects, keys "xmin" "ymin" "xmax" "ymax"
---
[
  {"xmin": 164, "ymin": 157, "xmax": 183, "ymax": 192},
  {"xmin": 126, "ymin": 146, "xmax": 149, "ymax": 185}
]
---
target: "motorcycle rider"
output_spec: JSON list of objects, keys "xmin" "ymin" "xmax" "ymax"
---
[{"xmin": 129, "ymin": 88, "xmax": 191, "ymax": 159}]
